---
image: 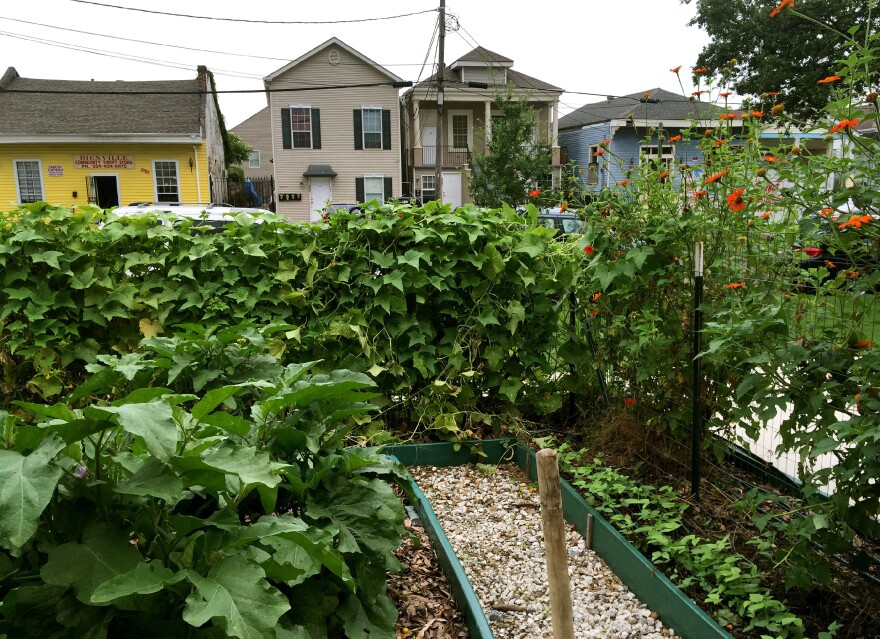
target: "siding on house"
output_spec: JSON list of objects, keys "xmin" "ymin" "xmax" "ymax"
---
[
  {"xmin": 1, "ymin": 142, "xmax": 210, "ymax": 207},
  {"xmin": 559, "ymin": 123, "xmax": 611, "ymax": 189},
  {"xmin": 266, "ymin": 39, "xmax": 401, "ymax": 221},
  {"xmin": 230, "ymin": 107, "xmax": 274, "ymax": 179}
]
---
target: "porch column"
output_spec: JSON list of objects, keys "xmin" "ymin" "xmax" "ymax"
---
[
  {"xmin": 414, "ymin": 101, "xmax": 422, "ymax": 148},
  {"xmin": 485, "ymin": 100, "xmax": 492, "ymax": 143},
  {"xmin": 551, "ymin": 101, "xmax": 560, "ymax": 165}
]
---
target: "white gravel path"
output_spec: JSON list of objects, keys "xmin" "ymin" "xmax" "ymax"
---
[{"xmin": 410, "ymin": 464, "xmax": 682, "ymax": 639}]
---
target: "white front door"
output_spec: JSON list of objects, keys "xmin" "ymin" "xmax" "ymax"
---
[
  {"xmin": 309, "ymin": 177, "xmax": 332, "ymax": 222},
  {"xmin": 422, "ymin": 126, "xmax": 437, "ymax": 166},
  {"xmin": 441, "ymin": 171, "xmax": 462, "ymax": 209}
]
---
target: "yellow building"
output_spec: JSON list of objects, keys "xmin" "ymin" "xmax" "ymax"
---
[{"xmin": 0, "ymin": 66, "xmax": 225, "ymax": 209}]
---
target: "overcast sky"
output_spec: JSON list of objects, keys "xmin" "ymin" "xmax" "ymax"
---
[{"xmin": 1, "ymin": 0, "xmax": 713, "ymax": 128}]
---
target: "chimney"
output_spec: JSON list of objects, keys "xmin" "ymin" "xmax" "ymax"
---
[{"xmin": 197, "ymin": 65, "xmax": 209, "ymax": 93}]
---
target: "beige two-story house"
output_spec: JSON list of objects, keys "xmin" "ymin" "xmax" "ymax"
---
[
  {"xmin": 402, "ymin": 47, "xmax": 563, "ymax": 208},
  {"xmin": 263, "ymin": 37, "xmax": 404, "ymax": 221}
]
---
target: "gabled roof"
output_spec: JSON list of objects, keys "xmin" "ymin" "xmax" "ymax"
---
[
  {"xmin": 264, "ymin": 37, "xmax": 402, "ymax": 84},
  {"xmin": 559, "ymin": 88, "xmax": 720, "ymax": 131},
  {"xmin": 0, "ymin": 67, "xmax": 204, "ymax": 137},
  {"xmin": 411, "ymin": 47, "xmax": 562, "ymax": 93},
  {"xmin": 451, "ymin": 47, "xmax": 513, "ymax": 68}
]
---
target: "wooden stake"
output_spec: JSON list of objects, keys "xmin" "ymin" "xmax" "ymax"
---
[{"xmin": 536, "ymin": 448, "xmax": 576, "ymax": 639}]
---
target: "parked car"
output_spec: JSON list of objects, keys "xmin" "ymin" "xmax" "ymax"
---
[
  {"xmin": 536, "ymin": 207, "xmax": 586, "ymax": 236},
  {"xmin": 112, "ymin": 202, "xmax": 273, "ymax": 233},
  {"xmin": 320, "ymin": 203, "xmax": 362, "ymax": 219}
]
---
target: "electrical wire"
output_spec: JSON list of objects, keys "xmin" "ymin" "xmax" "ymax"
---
[
  {"xmin": 2, "ymin": 82, "xmax": 410, "ymax": 95},
  {"xmin": 68, "ymin": 0, "xmax": 438, "ymax": 25}
]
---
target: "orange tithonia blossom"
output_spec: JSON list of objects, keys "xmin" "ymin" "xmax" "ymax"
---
[
  {"xmin": 670, "ymin": 65, "xmax": 682, "ymax": 73},
  {"xmin": 720, "ymin": 113, "xmax": 738, "ymax": 120},
  {"xmin": 839, "ymin": 214, "xmax": 873, "ymax": 229},
  {"xmin": 727, "ymin": 188, "xmax": 746, "ymax": 212},
  {"xmin": 764, "ymin": 155, "xmax": 778, "ymax": 162},
  {"xmin": 818, "ymin": 75, "xmax": 842, "ymax": 84},
  {"xmin": 693, "ymin": 190, "xmax": 708, "ymax": 199},
  {"xmin": 719, "ymin": 91, "xmax": 734, "ymax": 97},
  {"xmin": 772, "ymin": 104, "xmax": 785, "ymax": 115},
  {"xmin": 693, "ymin": 67, "xmax": 709, "ymax": 73},
  {"xmin": 830, "ymin": 119, "xmax": 861, "ymax": 134},
  {"xmin": 725, "ymin": 282, "xmax": 746, "ymax": 289},
  {"xmin": 769, "ymin": 0, "xmax": 794, "ymax": 17},
  {"xmin": 617, "ymin": 180, "xmax": 630, "ymax": 186},
  {"xmin": 594, "ymin": 148, "xmax": 606, "ymax": 157},
  {"xmin": 704, "ymin": 169, "xmax": 730, "ymax": 184},
  {"xmin": 751, "ymin": 110, "xmax": 765, "ymax": 117},
  {"xmin": 668, "ymin": 135, "xmax": 682, "ymax": 142}
]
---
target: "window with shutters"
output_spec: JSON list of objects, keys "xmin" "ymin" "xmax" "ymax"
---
[
  {"xmin": 290, "ymin": 107, "xmax": 312, "ymax": 148},
  {"xmin": 361, "ymin": 108, "xmax": 382, "ymax": 149},
  {"xmin": 364, "ymin": 176, "xmax": 384, "ymax": 202},
  {"xmin": 153, "ymin": 160, "xmax": 180, "ymax": 202},
  {"xmin": 14, "ymin": 160, "xmax": 43, "ymax": 203}
]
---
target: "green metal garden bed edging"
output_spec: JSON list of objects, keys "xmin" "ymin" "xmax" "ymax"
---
[
  {"xmin": 382, "ymin": 439, "xmax": 734, "ymax": 639},
  {"xmin": 388, "ymin": 455, "xmax": 494, "ymax": 639}
]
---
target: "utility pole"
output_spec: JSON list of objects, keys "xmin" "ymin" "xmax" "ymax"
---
[{"xmin": 434, "ymin": 0, "xmax": 445, "ymax": 202}]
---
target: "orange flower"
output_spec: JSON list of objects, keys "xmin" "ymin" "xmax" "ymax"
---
[
  {"xmin": 617, "ymin": 180, "xmax": 630, "ymax": 186},
  {"xmin": 720, "ymin": 113, "xmax": 738, "ymax": 120},
  {"xmin": 658, "ymin": 170, "xmax": 670, "ymax": 179},
  {"xmin": 771, "ymin": 104, "xmax": 785, "ymax": 115},
  {"xmin": 670, "ymin": 65, "xmax": 682, "ymax": 73},
  {"xmin": 763, "ymin": 91, "xmax": 781, "ymax": 96},
  {"xmin": 714, "ymin": 139, "xmax": 728, "ymax": 146},
  {"xmin": 725, "ymin": 282, "xmax": 746, "ymax": 289},
  {"xmin": 692, "ymin": 90, "xmax": 707, "ymax": 97},
  {"xmin": 764, "ymin": 154, "xmax": 778, "ymax": 162},
  {"xmin": 770, "ymin": 0, "xmax": 794, "ymax": 17},
  {"xmin": 855, "ymin": 341, "xmax": 874, "ymax": 349},
  {"xmin": 591, "ymin": 292, "xmax": 602, "ymax": 302},
  {"xmin": 693, "ymin": 67, "xmax": 709, "ymax": 74},
  {"xmin": 559, "ymin": 201, "xmax": 568, "ymax": 213},
  {"xmin": 529, "ymin": 189, "xmax": 541, "ymax": 197},
  {"xmin": 599, "ymin": 139, "xmax": 611, "ymax": 146},
  {"xmin": 668, "ymin": 135, "xmax": 682, "ymax": 142},
  {"xmin": 818, "ymin": 75, "xmax": 842, "ymax": 84},
  {"xmin": 751, "ymin": 110, "xmax": 765, "ymax": 117},
  {"xmin": 829, "ymin": 119, "xmax": 861, "ymax": 134},
  {"xmin": 760, "ymin": 212, "xmax": 770, "ymax": 219},
  {"xmin": 845, "ymin": 270, "xmax": 861, "ymax": 279},
  {"xmin": 704, "ymin": 169, "xmax": 729, "ymax": 184},
  {"xmin": 704, "ymin": 129, "xmax": 714, "ymax": 136},
  {"xmin": 839, "ymin": 214, "xmax": 873, "ymax": 229},
  {"xmin": 625, "ymin": 397, "xmax": 637, "ymax": 406},
  {"xmin": 594, "ymin": 148, "xmax": 606, "ymax": 157},
  {"xmin": 719, "ymin": 91, "xmax": 734, "ymax": 98},
  {"xmin": 590, "ymin": 310, "xmax": 598, "ymax": 317},
  {"xmin": 584, "ymin": 245, "xmax": 594, "ymax": 255},
  {"xmin": 824, "ymin": 260, "xmax": 837, "ymax": 269},
  {"xmin": 727, "ymin": 188, "xmax": 746, "ymax": 212},
  {"xmin": 820, "ymin": 208, "xmax": 834, "ymax": 216},
  {"xmin": 693, "ymin": 190, "xmax": 708, "ymax": 199}
]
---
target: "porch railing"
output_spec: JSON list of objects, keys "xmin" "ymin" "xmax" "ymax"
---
[{"xmin": 417, "ymin": 145, "xmax": 471, "ymax": 167}]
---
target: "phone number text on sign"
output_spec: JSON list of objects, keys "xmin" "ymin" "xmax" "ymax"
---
[{"xmin": 73, "ymin": 155, "xmax": 134, "ymax": 169}]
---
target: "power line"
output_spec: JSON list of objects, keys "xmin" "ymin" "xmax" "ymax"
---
[
  {"xmin": 2, "ymin": 81, "xmax": 412, "ymax": 95},
  {"xmin": 69, "ymin": 0, "xmax": 438, "ymax": 24},
  {"xmin": 0, "ymin": 16, "xmax": 441, "ymax": 67},
  {"xmin": 0, "ymin": 31, "xmax": 264, "ymax": 79}
]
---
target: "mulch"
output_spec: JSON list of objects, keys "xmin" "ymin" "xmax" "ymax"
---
[{"xmin": 388, "ymin": 513, "xmax": 469, "ymax": 639}]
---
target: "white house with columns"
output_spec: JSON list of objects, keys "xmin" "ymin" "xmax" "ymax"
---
[{"xmin": 401, "ymin": 47, "xmax": 563, "ymax": 208}]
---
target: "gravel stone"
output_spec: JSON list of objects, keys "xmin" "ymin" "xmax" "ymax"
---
[{"xmin": 410, "ymin": 464, "xmax": 682, "ymax": 639}]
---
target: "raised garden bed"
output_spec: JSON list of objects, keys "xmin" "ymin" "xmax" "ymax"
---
[{"xmin": 385, "ymin": 439, "xmax": 733, "ymax": 639}]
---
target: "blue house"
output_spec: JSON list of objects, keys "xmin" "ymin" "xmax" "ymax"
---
[{"xmin": 559, "ymin": 88, "xmax": 722, "ymax": 192}]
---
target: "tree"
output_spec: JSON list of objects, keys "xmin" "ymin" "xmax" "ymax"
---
[
  {"xmin": 683, "ymin": 0, "xmax": 871, "ymax": 121},
  {"xmin": 226, "ymin": 132, "xmax": 252, "ymax": 168},
  {"xmin": 469, "ymin": 91, "xmax": 552, "ymax": 207}
]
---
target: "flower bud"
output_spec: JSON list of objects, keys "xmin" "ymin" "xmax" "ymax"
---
[{"xmin": 73, "ymin": 466, "xmax": 88, "ymax": 480}]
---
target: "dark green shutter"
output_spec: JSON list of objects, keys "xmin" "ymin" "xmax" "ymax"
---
[
  {"xmin": 383, "ymin": 177, "xmax": 392, "ymax": 201},
  {"xmin": 382, "ymin": 109, "xmax": 392, "ymax": 150},
  {"xmin": 311, "ymin": 108, "xmax": 321, "ymax": 149},
  {"xmin": 355, "ymin": 178, "xmax": 365, "ymax": 203},
  {"xmin": 353, "ymin": 110, "xmax": 363, "ymax": 150},
  {"xmin": 281, "ymin": 108, "xmax": 291, "ymax": 149}
]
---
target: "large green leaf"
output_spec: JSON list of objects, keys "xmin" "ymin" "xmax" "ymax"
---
[
  {"xmin": 91, "ymin": 400, "xmax": 179, "ymax": 461},
  {"xmin": 172, "ymin": 441, "xmax": 282, "ymax": 490},
  {"xmin": 113, "ymin": 457, "xmax": 184, "ymax": 503},
  {"xmin": 90, "ymin": 561, "xmax": 183, "ymax": 603},
  {"xmin": 183, "ymin": 555, "xmax": 290, "ymax": 639},
  {"xmin": 0, "ymin": 434, "xmax": 65, "ymax": 553},
  {"xmin": 41, "ymin": 523, "xmax": 142, "ymax": 602}
]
